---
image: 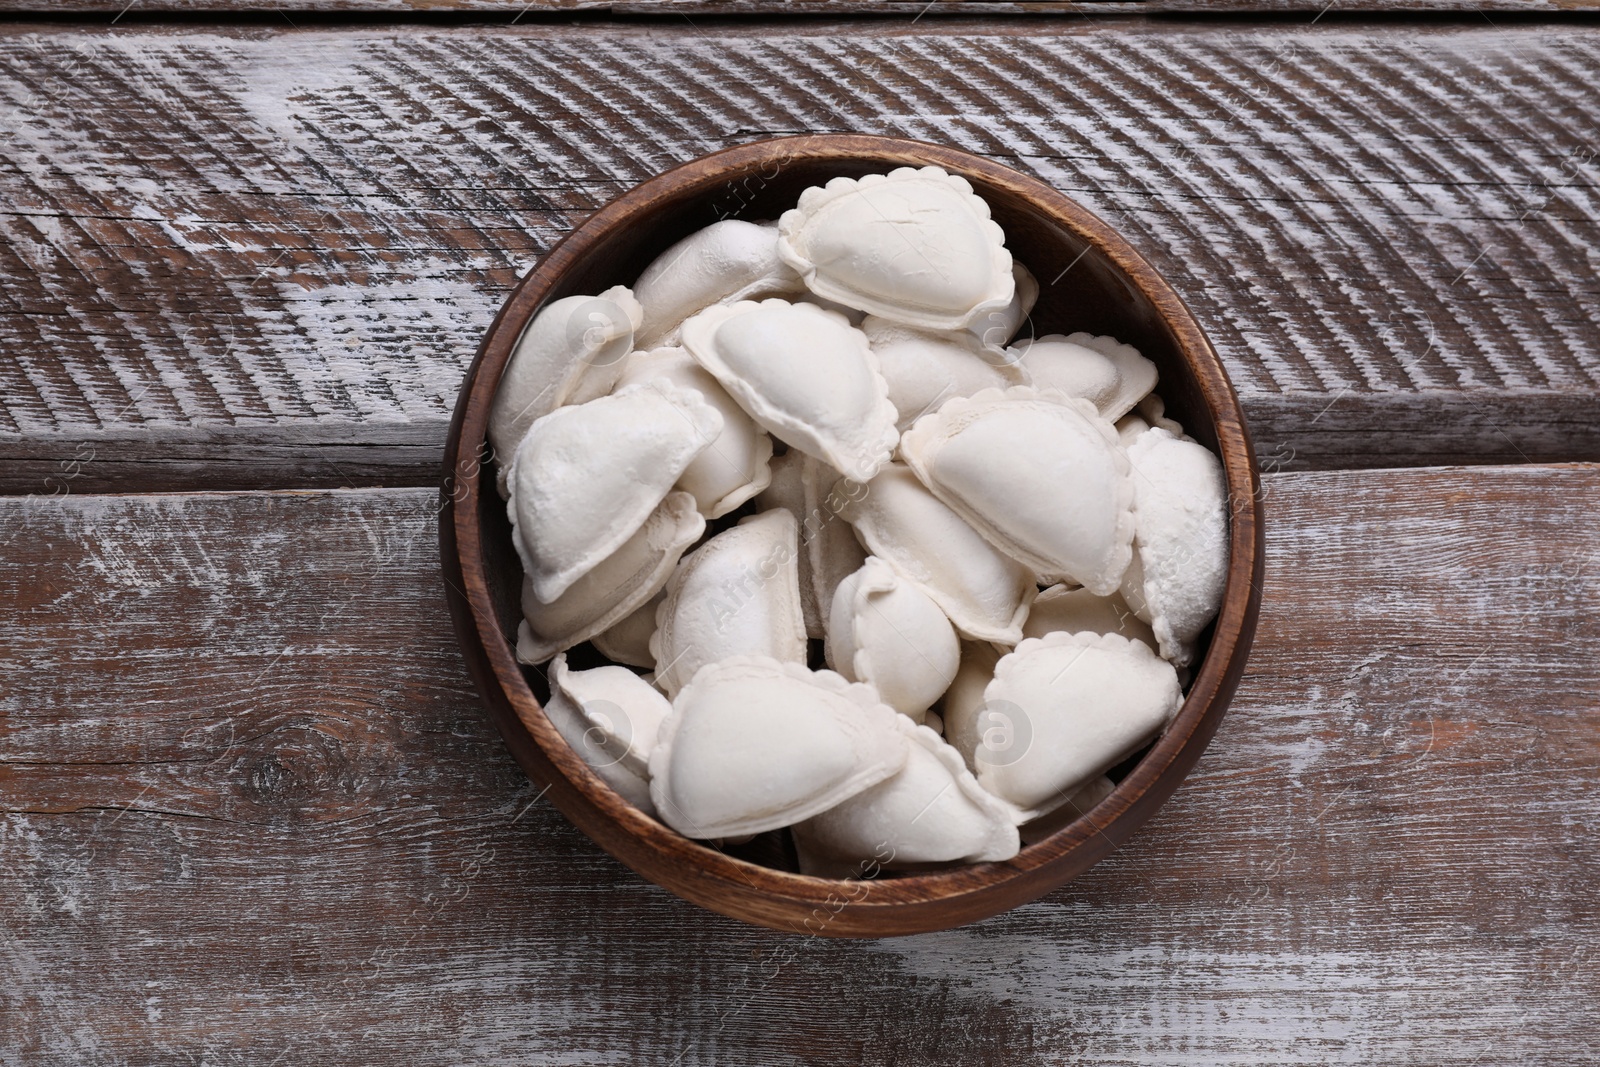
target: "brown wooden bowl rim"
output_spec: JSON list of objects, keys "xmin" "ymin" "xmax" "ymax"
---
[{"xmin": 441, "ymin": 134, "xmax": 1263, "ymax": 933}]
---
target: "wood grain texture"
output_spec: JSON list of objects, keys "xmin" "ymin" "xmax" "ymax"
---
[
  {"xmin": 4, "ymin": 1, "xmax": 1599, "ymax": 13},
  {"xmin": 3, "ymin": 466, "xmax": 1597, "ymax": 1061},
  {"xmin": 2, "ymin": 23, "xmax": 1599, "ymax": 491}
]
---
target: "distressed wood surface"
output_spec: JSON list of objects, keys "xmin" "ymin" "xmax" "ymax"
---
[
  {"xmin": 3, "ymin": 23, "xmax": 1599, "ymax": 491},
  {"xmin": 8, "ymin": 0, "xmax": 1600, "ymax": 12},
  {"xmin": 3, "ymin": 465, "xmax": 1596, "ymax": 1062}
]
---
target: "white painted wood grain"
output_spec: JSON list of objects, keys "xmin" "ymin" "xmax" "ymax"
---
[
  {"xmin": 0, "ymin": 24, "xmax": 1597, "ymax": 484},
  {"xmin": 1, "ymin": 466, "xmax": 1595, "ymax": 1063},
  {"xmin": 0, "ymin": 0, "xmax": 1591, "ymax": 12}
]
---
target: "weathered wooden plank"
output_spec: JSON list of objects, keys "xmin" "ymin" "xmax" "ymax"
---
[
  {"xmin": 3, "ymin": 1, "xmax": 1597, "ymax": 12},
  {"xmin": 2, "ymin": 24, "xmax": 1598, "ymax": 490},
  {"xmin": 2, "ymin": 466, "xmax": 1596, "ymax": 1062},
  {"xmin": 6, "ymin": 389, "xmax": 1598, "ymax": 496}
]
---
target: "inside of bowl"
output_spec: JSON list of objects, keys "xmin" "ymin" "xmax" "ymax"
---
[
  {"xmin": 512, "ymin": 154, "xmax": 1217, "ymax": 447},
  {"xmin": 480, "ymin": 150, "xmax": 1222, "ymax": 877}
]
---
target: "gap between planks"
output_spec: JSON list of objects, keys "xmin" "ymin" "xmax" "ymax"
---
[{"xmin": 4, "ymin": 389, "xmax": 1599, "ymax": 495}]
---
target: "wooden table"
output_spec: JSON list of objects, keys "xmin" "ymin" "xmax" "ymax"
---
[{"xmin": 3, "ymin": 3, "xmax": 1598, "ymax": 1062}]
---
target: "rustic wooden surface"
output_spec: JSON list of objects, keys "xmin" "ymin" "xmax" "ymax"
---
[
  {"xmin": 2, "ymin": 467, "xmax": 1596, "ymax": 1062},
  {"xmin": 3, "ymin": 22, "xmax": 1600, "ymax": 491},
  {"xmin": 8, "ymin": 0, "xmax": 1600, "ymax": 12},
  {"xmin": 4, "ymin": 2, "xmax": 1599, "ymax": 1060}
]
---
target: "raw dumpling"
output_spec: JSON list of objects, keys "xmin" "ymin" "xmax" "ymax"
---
[
  {"xmin": 1115, "ymin": 392, "xmax": 1187, "ymax": 445},
  {"xmin": 940, "ymin": 639, "xmax": 1006, "ymax": 775},
  {"xmin": 899, "ymin": 386, "xmax": 1134, "ymax": 596},
  {"xmin": 794, "ymin": 724, "xmax": 1020, "ymax": 876},
  {"xmin": 977, "ymin": 632, "xmax": 1182, "ymax": 817},
  {"xmin": 528, "ymin": 653, "xmax": 672, "ymax": 816},
  {"xmin": 753, "ymin": 451, "xmax": 868, "ymax": 638},
  {"xmin": 753, "ymin": 446, "xmax": 806, "ymax": 516},
  {"xmin": 1013, "ymin": 333, "xmax": 1157, "ymax": 422},
  {"xmin": 776, "ymin": 166, "xmax": 1014, "ymax": 331},
  {"xmin": 838, "ymin": 465, "xmax": 1034, "ymax": 645},
  {"xmin": 650, "ymin": 508, "xmax": 807, "ymax": 698},
  {"xmin": 490, "ymin": 285, "xmax": 643, "ymax": 493},
  {"xmin": 615, "ymin": 347, "xmax": 775, "ymax": 518},
  {"xmin": 648, "ymin": 656, "xmax": 910, "ymax": 839},
  {"xmin": 632, "ymin": 219, "xmax": 803, "ymax": 349},
  {"xmin": 861, "ymin": 316, "xmax": 1028, "ymax": 432},
  {"xmin": 508, "ymin": 383, "xmax": 721, "ymax": 603},
  {"xmin": 798, "ymin": 454, "xmax": 870, "ymax": 638},
  {"xmin": 826, "ymin": 557, "xmax": 960, "ymax": 723},
  {"xmin": 590, "ymin": 589, "xmax": 665, "ymax": 669},
  {"xmin": 1018, "ymin": 775, "xmax": 1116, "ymax": 846},
  {"xmin": 1115, "ymin": 411, "xmax": 1148, "ymax": 443},
  {"xmin": 967, "ymin": 262, "xmax": 1039, "ymax": 354},
  {"xmin": 752, "ymin": 450, "xmax": 820, "ymax": 634},
  {"xmin": 1023, "ymin": 583, "xmax": 1158, "ymax": 652},
  {"xmin": 516, "ymin": 492, "xmax": 704, "ymax": 664},
  {"xmin": 681, "ymin": 298, "xmax": 899, "ymax": 481},
  {"xmin": 1119, "ymin": 427, "xmax": 1230, "ymax": 667},
  {"xmin": 795, "ymin": 292, "xmax": 868, "ymax": 326}
]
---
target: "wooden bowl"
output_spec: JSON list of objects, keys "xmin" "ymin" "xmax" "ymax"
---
[{"xmin": 440, "ymin": 135, "xmax": 1263, "ymax": 937}]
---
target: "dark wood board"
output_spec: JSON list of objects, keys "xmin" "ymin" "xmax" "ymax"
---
[
  {"xmin": 3, "ymin": 465, "xmax": 1597, "ymax": 1061},
  {"xmin": 2, "ymin": 23, "xmax": 1599, "ymax": 491}
]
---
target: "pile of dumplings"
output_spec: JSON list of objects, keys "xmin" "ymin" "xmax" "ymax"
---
[{"xmin": 490, "ymin": 166, "xmax": 1229, "ymax": 878}]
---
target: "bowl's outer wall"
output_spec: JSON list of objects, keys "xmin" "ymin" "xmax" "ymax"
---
[{"xmin": 441, "ymin": 135, "xmax": 1264, "ymax": 937}]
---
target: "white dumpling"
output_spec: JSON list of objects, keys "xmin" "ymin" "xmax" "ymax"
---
[
  {"xmin": 1115, "ymin": 411, "xmax": 1149, "ymax": 443},
  {"xmin": 1018, "ymin": 775, "xmax": 1116, "ymax": 846},
  {"xmin": 531, "ymin": 653, "xmax": 672, "ymax": 816},
  {"xmin": 795, "ymin": 292, "xmax": 868, "ymax": 326},
  {"xmin": 516, "ymin": 492, "xmax": 704, "ymax": 665},
  {"xmin": 977, "ymin": 632, "xmax": 1182, "ymax": 817},
  {"xmin": 939, "ymin": 639, "xmax": 1006, "ymax": 775},
  {"xmin": 590, "ymin": 589, "xmax": 664, "ymax": 669},
  {"xmin": 753, "ymin": 446, "xmax": 806, "ymax": 515},
  {"xmin": 1080, "ymin": 333, "xmax": 1160, "ymax": 417},
  {"xmin": 680, "ymin": 298, "xmax": 899, "ymax": 481},
  {"xmin": 899, "ymin": 386, "xmax": 1134, "ymax": 596},
  {"xmin": 1024, "ymin": 583, "xmax": 1158, "ymax": 652},
  {"xmin": 797, "ymin": 454, "xmax": 869, "ymax": 638},
  {"xmin": 508, "ymin": 383, "xmax": 721, "ymax": 603},
  {"xmin": 794, "ymin": 724, "xmax": 1020, "ymax": 876},
  {"xmin": 826, "ymin": 557, "xmax": 960, "ymax": 723},
  {"xmin": 861, "ymin": 316, "xmax": 1028, "ymax": 432},
  {"xmin": 615, "ymin": 347, "xmax": 775, "ymax": 518},
  {"xmin": 1011, "ymin": 333, "xmax": 1158, "ymax": 422},
  {"xmin": 1115, "ymin": 391, "xmax": 1187, "ymax": 445},
  {"xmin": 632, "ymin": 219, "xmax": 803, "ymax": 349},
  {"xmin": 751, "ymin": 450, "xmax": 819, "ymax": 632},
  {"xmin": 1119, "ymin": 427, "xmax": 1230, "ymax": 667},
  {"xmin": 648, "ymin": 656, "xmax": 910, "ymax": 839},
  {"xmin": 650, "ymin": 508, "xmax": 807, "ymax": 698},
  {"xmin": 967, "ymin": 261, "xmax": 1038, "ymax": 353},
  {"xmin": 489, "ymin": 285, "xmax": 643, "ymax": 494},
  {"xmin": 753, "ymin": 451, "xmax": 866, "ymax": 638},
  {"xmin": 776, "ymin": 166, "xmax": 1014, "ymax": 331},
  {"xmin": 837, "ymin": 464, "xmax": 1034, "ymax": 645}
]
